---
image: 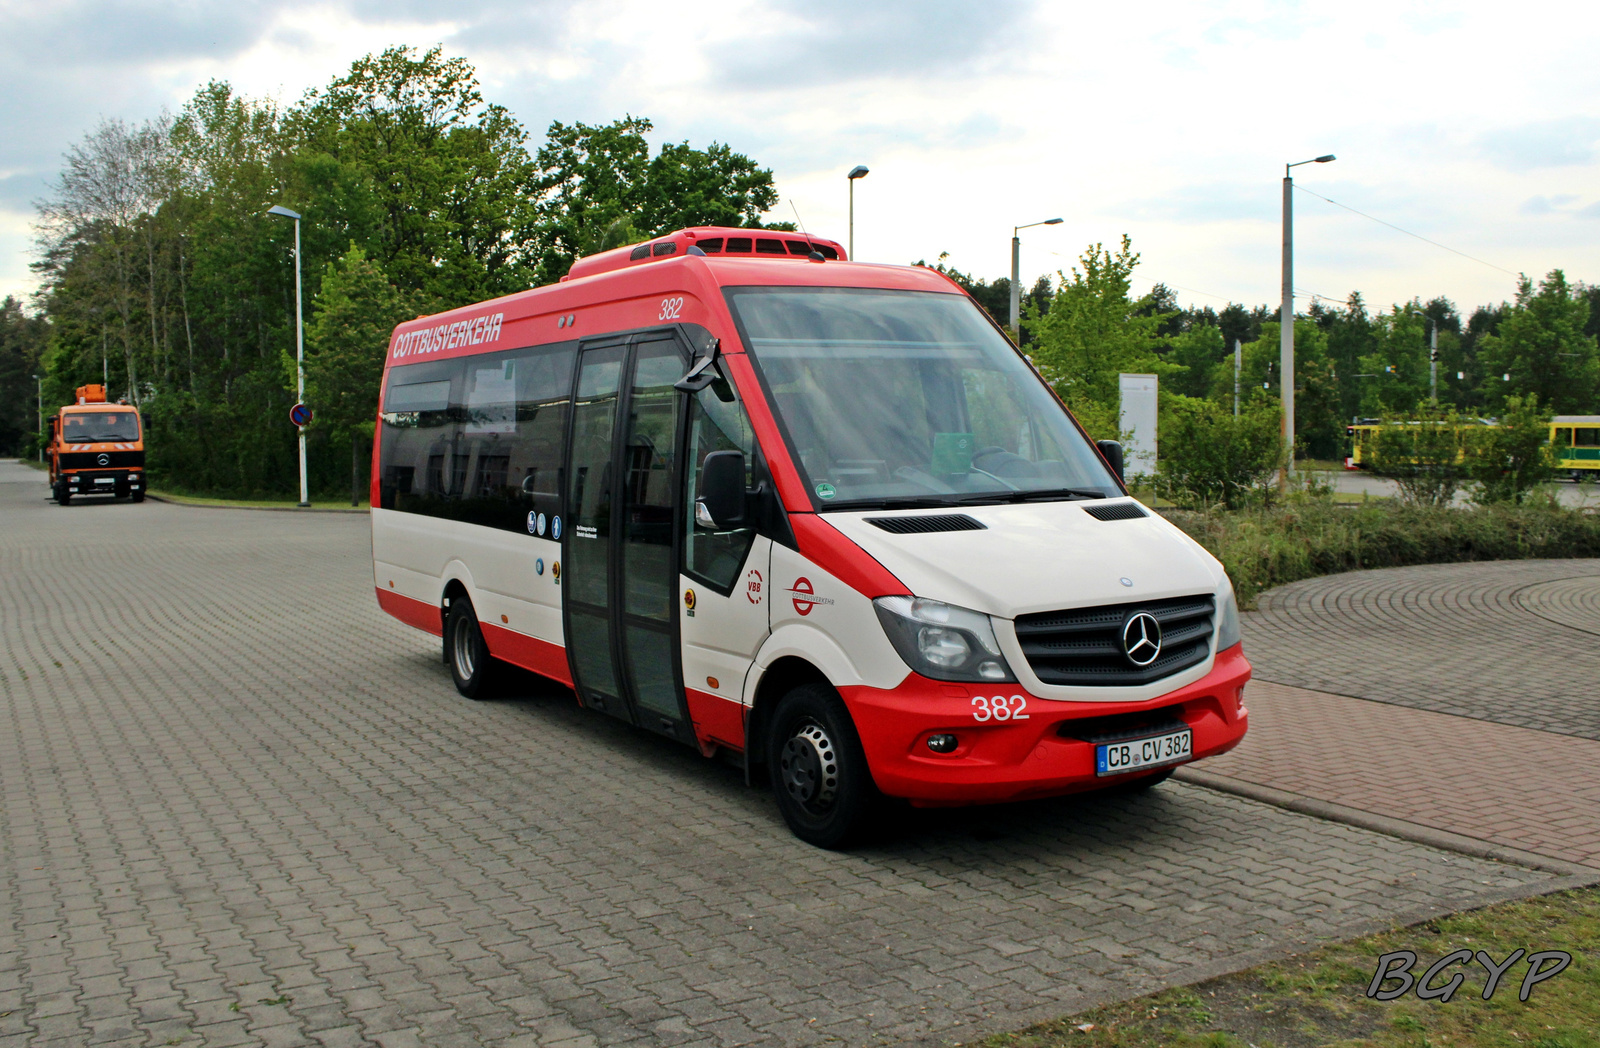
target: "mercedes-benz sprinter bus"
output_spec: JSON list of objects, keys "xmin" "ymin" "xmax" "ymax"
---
[{"xmin": 371, "ymin": 227, "xmax": 1250, "ymax": 847}]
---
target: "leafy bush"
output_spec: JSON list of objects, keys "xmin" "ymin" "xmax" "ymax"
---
[
  {"xmin": 1363, "ymin": 402, "xmax": 1475, "ymax": 507},
  {"xmin": 1468, "ymin": 393, "xmax": 1561, "ymax": 504},
  {"xmin": 1154, "ymin": 396, "xmax": 1286, "ymax": 510},
  {"xmin": 1167, "ymin": 500, "xmax": 1600, "ymax": 606}
]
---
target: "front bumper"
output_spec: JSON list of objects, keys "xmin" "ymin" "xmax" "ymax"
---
[
  {"xmin": 64, "ymin": 469, "xmax": 143, "ymax": 495},
  {"xmin": 843, "ymin": 644, "xmax": 1251, "ymax": 805}
]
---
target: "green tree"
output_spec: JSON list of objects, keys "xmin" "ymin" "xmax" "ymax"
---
[
  {"xmin": 304, "ymin": 245, "xmax": 419, "ymax": 505},
  {"xmin": 1467, "ymin": 393, "xmax": 1559, "ymax": 504},
  {"xmin": 1155, "ymin": 395, "xmax": 1287, "ymax": 510},
  {"xmin": 1479, "ymin": 271, "xmax": 1598, "ymax": 412},
  {"xmin": 0, "ymin": 297, "xmax": 50, "ymax": 455},
  {"xmin": 531, "ymin": 117, "xmax": 781, "ymax": 284},
  {"xmin": 1028, "ymin": 235, "xmax": 1172, "ymax": 439},
  {"xmin": 293, "ymin": 45, "xmax": 541, "ymax": 304}
]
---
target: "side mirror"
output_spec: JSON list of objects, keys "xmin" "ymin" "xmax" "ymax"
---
[
  {"xmin": 1096, "ymin": 439, "xmax": 1125, "ymax": 483},
  {"xmin": 696, "ymin": 450, "xmax": 746, "ymax": 528}
]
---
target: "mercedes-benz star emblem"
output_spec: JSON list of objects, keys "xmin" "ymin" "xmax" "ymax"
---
[
  {"xmin": 1121, "ymin": 611, "xmax": 1163, "ymax": 667},
  {"xmin": 97, "ymin": 453, "xmax": 110, "ymax": 466}
]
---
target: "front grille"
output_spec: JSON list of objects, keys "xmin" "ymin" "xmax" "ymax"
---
[
  {"xmin": 1014, "ymin": 594, "xmax": 1215, "ymax": 686},
  {"xmin": 864, "ymin": 513, "xmax": 986, "ymax": 534},
  {"xmin": 59, "ymin": 450, "xmax": 143, "ymax": 469}
]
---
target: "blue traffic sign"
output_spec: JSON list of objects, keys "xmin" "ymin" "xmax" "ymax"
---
[{"xmin": 289, "ymin": 403, "xmax": 314, "ymax": 427}]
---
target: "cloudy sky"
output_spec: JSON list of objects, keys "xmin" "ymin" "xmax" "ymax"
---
[{"xmin": 2, "ymin": 0, "xmax": 1597, "ymax": 316}]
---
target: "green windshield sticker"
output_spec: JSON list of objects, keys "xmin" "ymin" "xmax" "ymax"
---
[
  {"xmin": 815, "ymin": 482, "xmax": 837, "ymax": 500},
  {"xmin": 932, "ymin": 432, "xmax": 975, "ymax": 475}
]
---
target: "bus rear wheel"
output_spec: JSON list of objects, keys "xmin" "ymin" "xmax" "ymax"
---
[
  {"xmin": 445, "ymin": 598, "xmax": 499, "ymax": 700},
  {"xmin": 767, "ymin": 683, "xmax": 880, "ymax": 849}
]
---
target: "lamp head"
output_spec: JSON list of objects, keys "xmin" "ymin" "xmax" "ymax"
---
[
  {"xmin": 847, "ymin": 165, "xmax": 869, "ymax": 180},
  {"xmin": 266, "ymin": 204, "xmax": 301, "ymax": 220},
  {"xmin": 1315, "ymin": 155, "xmax": 1336, "ymax": 163},
  {"xmin": 1044, "ymin": 217, "xmax": 1063, "ymax": 224}
]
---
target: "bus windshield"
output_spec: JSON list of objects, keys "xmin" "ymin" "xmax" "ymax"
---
[
  {"xmin": 726, "ymin": 287, "xmax": 1121, "ymax": 508},
  {"xmin": 63, "ymin": 411, "xmax": 140, "ymax": 443}
]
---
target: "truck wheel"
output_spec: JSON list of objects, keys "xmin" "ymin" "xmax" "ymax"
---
[
  {"xmin": 131, "ymin": 490, "xmax": 145, "ymax": 503},
  {"xmin": 445, "ymin": 597, "xmax": 499, "ymax": 699},
  {"xmin": 55, "ymin": 481, "xmax": 70, "ymax": 505},
  {"xmin": 767, "ymin": 683, "xmax": 880, "ymax": 849}
]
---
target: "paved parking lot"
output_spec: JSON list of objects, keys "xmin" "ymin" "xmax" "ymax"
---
[{"xmin": 0, "ymin": 462, "xmax": 1568, "ymax": 1048}]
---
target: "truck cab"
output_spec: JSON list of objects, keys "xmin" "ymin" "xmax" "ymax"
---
[{"xmin": 47, "ymin": 384, "xmax": 146, "ymax": 504}]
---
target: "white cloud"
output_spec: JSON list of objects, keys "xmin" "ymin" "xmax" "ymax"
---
[{"xmin": 2, "ymin": 0, "xmax": 1598, "ymax": 313}]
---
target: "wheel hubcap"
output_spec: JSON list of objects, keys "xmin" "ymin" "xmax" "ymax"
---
[
  {"xmin": 452, "ymin": 615, "xmax": 477, "ymax": 680},
  {"xmin": 780, "ymin": 723, "xmax": 839, "ymax": 811}
]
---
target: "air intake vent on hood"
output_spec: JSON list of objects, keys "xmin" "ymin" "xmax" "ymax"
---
[
  {"xmin": 1083, "ymin": 501, "xmax": 1149, "ymax": 521},
  {"xmin": 865, "ymin": 513, "xmax": 987, "ymax": 534}
]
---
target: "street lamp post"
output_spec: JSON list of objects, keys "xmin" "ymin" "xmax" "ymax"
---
[
  {"xmin": 1282, "ymin": 154, "xmax": 1335, "ymax": 478},
  {"xmin": 267, "ymin": 204, "xmax": 310, "ymax": 507},
  {"xmin": 1010, "ymin": 217, "xmax": 1063, "ymax": 339},
  {"xmin": 34, "ymin": 373, "xmax": 42, "ymax": 462},
  {"xmin": 846, "ymin": 166, "xmax": 869, "ymax": 259}
]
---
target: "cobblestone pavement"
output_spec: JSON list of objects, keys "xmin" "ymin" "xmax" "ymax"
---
[
  {"xmin": 1240, "ymin": 560, "xmax": 1600, "ymax": 739},
  {"xmin": 0, "ymin": 464, "xmax": 1566, "ymax": 1048}
]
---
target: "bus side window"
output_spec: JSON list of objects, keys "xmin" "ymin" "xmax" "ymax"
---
[{"xmin": 684, "ymin": 384, "xmax": 756, "ymax": 591}]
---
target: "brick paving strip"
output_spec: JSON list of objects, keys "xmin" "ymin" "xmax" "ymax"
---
[
  {"xmin": 1179, "ymin": 681, "xmax": 1600, "ymax": 871},
  {"xmin": 1, "ymin": 461, "xmax": 1594, "ymax": 1048},
  {"xmin": 1188, "ymin": 561, "xmax": 1600, "ymax": 874}
]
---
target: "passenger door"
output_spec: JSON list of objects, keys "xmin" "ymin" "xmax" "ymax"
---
[{"xmin": 563, "ymin": 333, "xmax": 693, "ymax": 742}]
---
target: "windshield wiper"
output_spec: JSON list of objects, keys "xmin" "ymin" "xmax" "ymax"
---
[
  {"xmin": 818, "ymin": 496, "xmax": 961, "ymax": 511},
  {"xmin": 954, "ymin": 487, "xmax": 1109, "ymax": 504}
]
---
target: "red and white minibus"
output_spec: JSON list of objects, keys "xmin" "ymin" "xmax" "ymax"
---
[{"xmin": 372, "ymin": 226, "xmax": 1250, "ymax": 847}]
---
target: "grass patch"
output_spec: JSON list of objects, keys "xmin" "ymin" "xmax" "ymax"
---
[
  {"xmin": 1166, "ymin": 500, "xmax": 1600, "ymax": 606},
  {"xmin": 983, "ymin": 887, "xmax": 1599, "ymax": 1048}
]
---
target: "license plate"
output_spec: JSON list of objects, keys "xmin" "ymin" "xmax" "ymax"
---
[
  {"xmin": 1095, "ymin": 728, "xmax": 1192, "ymax": 776},
  {"xmin": 95, "ymin": 477, "xmax": 114, "ymax": 485}
]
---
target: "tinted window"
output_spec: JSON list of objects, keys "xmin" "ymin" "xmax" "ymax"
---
[
  {"xmin": 728, "ymin": 287, "xmax": 1120, "ymax": 508},
  {"xmin": 1575, "ymin": 428, "xmax": 1599, "ymax": 446},
  {"xmin": 698, "ymin": 238, "xmax": 724, "ymax": 253},
  {"xmin": 63, "ymin": 411, "xmax": 140, "ymax": 443},
  {"xmin": 756, "ymin": 238, "xmax": 786, "ymax": 254},
  {"xmin": 726, "ymin": 237, "xmax": 752, "ymax": 253},
  {"xmin": 652, "ymin": 242, "xmax": 677, "ymax": 257},
  {"xmin": 629, "ymin": 244, "xmax": 651, "ymax": 260},
  {"xmin": 684, "ymin": 381, "xmax": 756, "ymax": 591},
  {"xmin": 786, "ymin": 240, "xmax": 813, "ymax": 256},
  {"xmin": 378, "ymin": 342, "xmax": 576, "ymax": 530}
]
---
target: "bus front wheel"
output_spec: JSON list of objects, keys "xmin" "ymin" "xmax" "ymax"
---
[
  {"xmin": 767, "ymin": 683, "xmax": 880, "ymax": 849},
  {"xmin": 445, "ymin": 598, "xmax": 498, "ymax": 700}
]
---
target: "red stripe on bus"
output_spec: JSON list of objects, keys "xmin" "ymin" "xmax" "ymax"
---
[
  {"xmin": 788, "ymin": 514, "xmax": 910, "ymax": 599},
  {"xmin": 480, "ymin": 623, "xmax": 573, "ymax": 687},
  {"xmin": 376, "ymin": 587, "xmax": 443, "ymax": 636},
  {"xmin": 685, "ymin": 688, "xmax": 746, "ymax": 752}
]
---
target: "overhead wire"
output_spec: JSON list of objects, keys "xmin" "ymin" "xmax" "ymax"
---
[{"xmin": 1292, "ymin": 184, "xmax": 1520, "ymax": 278}]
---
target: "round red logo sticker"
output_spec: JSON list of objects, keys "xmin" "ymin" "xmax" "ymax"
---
[{"xmin": 746, "ymin": 568, "xmax": 763, "ymax": 604}]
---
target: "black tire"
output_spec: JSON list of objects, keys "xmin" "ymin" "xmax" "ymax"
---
[
  {"xmin": 766, "ymin": 683, "xmax": 880, "ymax": 849},
  {"xmin": 445, "ymin": 598, "xmax": 499, "ymax": 699},
  {"xmin": 131, "ymin": 490, "xmax": 145, "ymax": 503},
  {"xmin": 55, "ymin": 481, "xmax": 70, "ymax": 505}
]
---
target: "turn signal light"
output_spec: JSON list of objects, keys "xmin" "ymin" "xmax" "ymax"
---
[{"xmin": 927, "ymin": 734, "xmax": 958, "ymax": 754}]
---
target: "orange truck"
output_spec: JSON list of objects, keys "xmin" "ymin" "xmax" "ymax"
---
[{"xmin": 46, "ymin": 385, "xmax": 146, "ymax": 504}]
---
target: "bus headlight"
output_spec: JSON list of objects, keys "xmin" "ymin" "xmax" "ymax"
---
[
  {"xmin": 1216, "ymin": 582, "xmax": 1241, "ymax": 651},
  {"xmin": 874, "ymin": 596, "xmax": 1016, "ymax": 683}
]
